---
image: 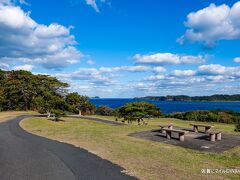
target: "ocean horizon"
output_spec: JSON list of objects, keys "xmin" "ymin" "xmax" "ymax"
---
[{"xmin": 90, "ymin": 98, "xmax": 240, "ymax": 114}]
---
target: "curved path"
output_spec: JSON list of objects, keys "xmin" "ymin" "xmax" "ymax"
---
[
  {"xmin": 67, "ymin": 116, "xmax": 125, "ymax": 126},
  {"xmin": 0, "ymin": 115, "xmax": 136, "ymax": 180}
]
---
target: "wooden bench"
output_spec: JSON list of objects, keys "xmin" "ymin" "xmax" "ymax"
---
[
  {"xmin": 190, "ymin": 124, "xmax": 214, "ymax": 133},
  {"xmin": 208, "ymin": 131, "xmax": 222, "ymax": 141},
  {"xmin": 159, "ymin": 124, "xmax": 173, "ymax": 133},
  {"xmin": 162, "ymin": 128, "xmax": 187, "ymax": 141}
]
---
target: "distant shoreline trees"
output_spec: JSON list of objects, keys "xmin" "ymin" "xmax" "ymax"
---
[
  {"xmin": 168, "ymin": 110, "xmax": 240, "ymax": 124},
  {"xmin": 134, "ymin": 95, "xmax": 240, "ymax": 102}
]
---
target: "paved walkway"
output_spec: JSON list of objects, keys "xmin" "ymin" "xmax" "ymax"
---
[
  {"xmin": 0, "ymin": 115, "xmax": 136, "ymax": 180},
  {"xmin": 67, "ymin": 116, "xmax": 125, "ymax": 126}
]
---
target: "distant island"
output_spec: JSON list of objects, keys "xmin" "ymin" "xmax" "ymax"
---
[
  {"xmin": 91, "ymin": 96, "xmax": 100, "ymax": 99},
  {"xmin": 134, "ymin": 94, "xmax": 240, "ymax": 102}
]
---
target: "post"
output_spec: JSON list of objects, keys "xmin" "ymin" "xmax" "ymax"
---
[
  {"xmin": 79, "ymin": 110, "xmax": 82, "ymax": 116},
  {"xmin": 205, "ymin": 127, "xmax": 210, "ymax": 132},
  {"xmin": 179, "ymin": 134, "xmax": 184, "ymax": 141},
  {"xmin": 216, "ymin": 132, "xmax": 222, "ymax": 140},
  {"xmin": 193, "ymin": 126, "xmax": 198, "ymax": 132},
  {"xmin": 210, "ymin": 134, "xmax": 216, "ymax": 142},
  {"xmin": 166, "ymin": 131, "xmax": 171, "ymax": 139}
]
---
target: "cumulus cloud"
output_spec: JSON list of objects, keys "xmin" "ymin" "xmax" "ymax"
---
[
  {"xmin": 178, "ymin": 2, "xmax": 240, "ymax": 47},
  {"xmin": 0, "ymin": 3, "xmax": 82, "ymax": 70},
  {"xmin": 99, "ymin": 65, "xmax": 151, "ymax": 73},
  {"xmin": 171, "ymin": 70, "xmax": 196, "ymax": 77},
  {"xmin": 133, "ymin": 53, "xmax": 205, "ymax": 65},
  {"xmin": 198, "ymin": 64, "xmax": 240, "ymax": 77},
  {"xmin": 234, "ymin": 57, "xmax": 240, "ymax": 63},
  {"xmin": 153, "ymin": 66, "xmax": 166, "ymax": 73},
  {"xmin": 198, "ymin": 64, "xmax": 227, "ymax": 75},
  {"xmin": 143, "ymin": 64, "xmax": 240, "ymax": 94},
  {"xmin": 13, "ymin": 64, "xmax": 33, "ymax": 71}
]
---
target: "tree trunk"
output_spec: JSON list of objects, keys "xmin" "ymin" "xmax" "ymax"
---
[{"xmin": 47, "ymin": 111, "xmax": 51, "ymax": 118}]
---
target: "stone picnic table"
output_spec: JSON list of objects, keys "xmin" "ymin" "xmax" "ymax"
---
[
  {"xmin": 190, "ymin": 123, "xmax": 214, "ymax": 133},
  {"xmin": 162, "ymin": 128, "xmax": 188, "ymax": 142}
]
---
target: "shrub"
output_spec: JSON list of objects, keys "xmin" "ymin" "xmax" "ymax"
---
[
  {"xmin": 169, "ymin": 110, "xmax": 240, "ymax": 124},
  {"xmin": 235, "ymin": 121, "xmax": 240, "ymax": 132},
  {"xmin": 95, "ymin": 105, "xmax": 114, "ymax": 116},
  {"xmin": 52, "ymin": 109, "xmax": 65, "ymax": 121}
]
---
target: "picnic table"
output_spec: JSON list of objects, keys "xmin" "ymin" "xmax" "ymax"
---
[
  {"xmin": 159, "ymin": 124, "xmax": 173, "ymax": 133},
  {"xmin": 162, "ymin": 128, "xmax": 187, "ymax": 141},
  {"xmin": 208, "ymin": 131, "xmax": 222, "ymax": 141},
  {"xmin": 190, "ymin": 124, "xmax": 214, "ymax": 133}
]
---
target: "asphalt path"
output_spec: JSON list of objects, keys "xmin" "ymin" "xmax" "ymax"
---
[
  {"xmin": 67, "ymin": 116, "xmax": 125, "ymax": 125},
  {"xmin": 0, "ymin": 115, "xmax": 136, "ymax": 180}
]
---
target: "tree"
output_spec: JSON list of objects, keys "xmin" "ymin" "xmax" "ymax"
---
[
  {"xmin": 34, "ymin": 93, "xmax": 67, "ymax": 120},
  {"xmin": 0, "ymin": 70, "xmax": 68, "ymax": 112},
  {"xmin": 116, "ymin": 102, "xmax": 162, "ymax": 124},
  {"xmin": 66, "ymin": 92, "xmax": 95, "ymax": 115},
  {"xmin": 96, "ymin": 105, "xmax": 114, "ymax": 116},
  {"xmin": 0, "ymin": 70, "xmax": 97, "ymax": 120}
]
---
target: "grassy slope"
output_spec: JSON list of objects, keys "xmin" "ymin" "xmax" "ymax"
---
[{"xmin": 21, "ymin": 116, "xmax": 240, "ymax": 180}]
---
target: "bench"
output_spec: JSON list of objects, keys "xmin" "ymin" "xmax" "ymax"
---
[
  {"xmin": 159, "ymin": 124, "xmax": 173, "ymax": 133},
  {"xmin": 162, "ymin": 128, "xmax": 187, "ymax": 141},
  {"xmin": 190, "ymin": 124, "xmax": 214, "ymax": 133},
  {"xmin": 208, "ymin": 131, "xmax": 222, "ymax": 141}
]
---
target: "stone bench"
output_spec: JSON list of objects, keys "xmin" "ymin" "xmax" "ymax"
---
[
  {"xmin": 159, "ymin": 124, "xmax": 173, "ymax": 133},
  {"xmin": 162, "ymin": 128, "xmax": 187, "ymax": 141},
  {"xmin": 190, "ymin": 124, "xmax": 214, "ymax": 133},
  {"xmin": 208, "ymin": 131, "xmax": 222, "ymax": 141}
]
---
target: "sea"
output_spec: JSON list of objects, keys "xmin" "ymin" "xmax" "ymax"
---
[{"xmin": 90, "ymin": 98, "xmax": 240, "ymax": 114}]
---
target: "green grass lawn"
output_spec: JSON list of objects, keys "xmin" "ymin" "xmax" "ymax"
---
[
  {"xmin": 21, "ymin": 116, "xmax": 240, "ymax": 180},
  {"xmin": 88, "ymin": 115, "xmax": 239, "ymax": 134}
]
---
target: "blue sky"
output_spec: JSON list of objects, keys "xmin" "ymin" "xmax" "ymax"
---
[{"xmin": 0, "ymin": 0, "xmax": 240, "ymax": 97}]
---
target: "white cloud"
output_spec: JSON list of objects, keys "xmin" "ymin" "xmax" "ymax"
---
[
  {"xmin": 99, "ymin": 65, "xmax": 151, "ymax": 73},
  {"xmin": 198, "ymin": 64, "xmax": 240, "ymax": 77},
  {"xmin": 171, "ymin": 70, "xmax": 196, "ymax": 77},
  {"xmin": 234, "ymin": 57, "xmax": 240, "ymax": 63},
  {"xmin": 133, "ymin": 53, "xmax": 205, "ymax": 65},
  {"xmin": 198, "ymin": 64, "xmax": 227, "ymax": 75},
  {"xmin": 0, "ymin": 0, "xmax": 29, "ymax": 6},
  {"xmin": 84, "ymin": 0, "xmax": 108, "ymax": 12},
  {"xmin": 178, "ymin": 2, "xmax": 240, "ymax": 47},
  {"xmin": 13, "ymin": 64, "xmax": 33, "ymax": 71},
  {"xmin": 0, "ymin": 3, "xmax": 82, "ymax": 70},
  {"xmin": 0, "ymin": 62, "xmax": 9, "ymax": 70},
  {"xmin": 85, "ymin": 0, "xmax": 99, "ymax": 12},
  {"xmin": 153, "ymin": 66, "xmax": 166, "ymax": 73}
]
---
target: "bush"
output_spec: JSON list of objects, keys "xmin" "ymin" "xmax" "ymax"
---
[
  {"xmin": 52, "ymin": 109, "xmax": 65, "ymax": 121},
  {"xmin": 235, "ymin": 121, "xmax": 240, "ymax": 132},
  {"xmin": 169, "ymin": 110, "xmax": 240, "ymax": 124},
  {"xmin": 96, "ymin": 105, "xmax": 114, "ymax": 116}
]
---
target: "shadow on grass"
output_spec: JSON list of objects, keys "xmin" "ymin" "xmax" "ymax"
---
[{"xmin": 46, "ymin": 118, "xmax": 65, "ymax": 122}]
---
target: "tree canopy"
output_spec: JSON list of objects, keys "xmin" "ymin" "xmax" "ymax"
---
[
  {"xmin": 0, "ymin": 70, "xmax": 95, "ymax": 118},
  {"xmin": 66, "ymin": 92, "xmax": 95, "ymax": 115},
  {"xmin": 115, "ymin": 102, "xmax": 162, "ymax": 124}
]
